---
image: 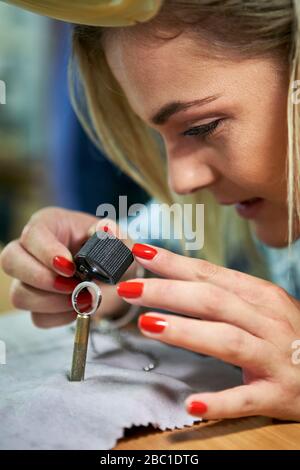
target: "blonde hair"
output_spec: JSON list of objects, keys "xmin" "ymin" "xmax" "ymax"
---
[
  {"xmin": 69, "ymin": 0, "xmax": 300, "ymax": 279},
  {"xmin": 6, "ymin": 0, "xmax": 300, "ymax": 278}
]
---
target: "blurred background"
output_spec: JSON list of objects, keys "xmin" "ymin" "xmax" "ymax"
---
[{"xmin": 0, "ymin": 2, "xmax": 149, "ymax": 312}]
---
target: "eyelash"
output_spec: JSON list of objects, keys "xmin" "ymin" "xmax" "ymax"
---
[{"xmin": 182, "ymin": 118, "xmax": 223, "ymax": 139}]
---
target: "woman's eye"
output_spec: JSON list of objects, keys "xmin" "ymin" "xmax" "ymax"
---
[{"xmin": 182, "ymin": 118, "xmax": 223, "ymax": 139}]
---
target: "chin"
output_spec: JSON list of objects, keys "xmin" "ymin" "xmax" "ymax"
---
[{"xmin": 251, "ymin": 221, "xmax": 290, "ymax": 248}]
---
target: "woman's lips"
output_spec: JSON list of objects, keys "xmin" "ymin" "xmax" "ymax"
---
[
  {"xmin": 218, "ymin": 197, "xmax": 265, "ymax": 219},
  {"xmin": 234, "ymin": 197, "xmax": 265, "ymax": 219}
]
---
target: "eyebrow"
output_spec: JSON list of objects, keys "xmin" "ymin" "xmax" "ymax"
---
[{"xmin": 150, "ymin": 94, "xmax": 221, "ymax": 126}]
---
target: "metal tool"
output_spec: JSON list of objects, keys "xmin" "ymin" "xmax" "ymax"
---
[
  {"xmin": 70, "ymin": 231, "xmax": 135, "ymax": 381},
  {"xmin": 70, "ymin": 281, "xmax": 102, "ymax": 381},
  {"xmin": 74, "ymin": 231, "xmax": 134, "ymax": 285}
]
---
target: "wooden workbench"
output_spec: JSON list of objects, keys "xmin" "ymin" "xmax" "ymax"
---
[{"xmin": 115, "ymin": 417, "xmax": 300, "ymax": 450}]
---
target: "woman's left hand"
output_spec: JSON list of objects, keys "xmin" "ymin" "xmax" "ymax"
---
[{"xmin": 116, "ymin": 243, "xmax": 300, "ymax": 421}]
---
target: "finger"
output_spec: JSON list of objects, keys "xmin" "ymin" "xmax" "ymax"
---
[
  {"xmin": 2, "ymin": 241, "xmax": 58, "ymax": 289},
  {"xmin": 31, "ymin": 311, "xmax": 77, "ymax": 329},
  {"xmin": 10, "ymin": 280, "xmax": 92, "ymax": 313},
  {"xmin": 117, "ymin": 278, "xmax": 276, "ymax": 338},
  {"xmin": 20, "ymin": 221, "xmax": 75, "ymax": 276},
  {"xmin": 132, "ymin": 243, "xmax": 275, "ymax": 306},
  {"xmin": 89, "ymin": 218, "xmax": 132, "ymax": 247},
  {"xmin": 1, "ymin": 242, "xmax": 80, "ymax": 294},
  {"xmin": 88, "ymin": 220, "xmax": 115, "ymax": 237},
  {"xmin": 138, "ymin": 313, "xmax": 273, "ymax": 370},
  {"xmin": 185, "ymin": 383, "xmax": 269, "ymax": 420}
]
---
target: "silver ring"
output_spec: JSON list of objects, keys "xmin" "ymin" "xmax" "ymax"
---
[{"xmin": 71, "ymin": 281, "xmax": 102, "ymax": 316}]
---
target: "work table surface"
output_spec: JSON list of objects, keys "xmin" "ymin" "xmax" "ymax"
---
[{"xmin": 115, "ymin": 417, "xmax": 300, "ymax": 450}]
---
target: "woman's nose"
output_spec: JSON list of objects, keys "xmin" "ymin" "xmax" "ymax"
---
[{"xmin": 167, "ymin": 157, "xmax": 217, "ymax": 195}]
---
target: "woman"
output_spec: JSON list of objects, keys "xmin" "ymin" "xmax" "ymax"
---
[{"xmin": 1, "ymin": 0, "xmax": 300, "ymax": 422}]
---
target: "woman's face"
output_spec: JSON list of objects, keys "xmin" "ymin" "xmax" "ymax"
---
[{"xmin": 103, "ymin": 28, "xmax": 291, "ymax": 247}]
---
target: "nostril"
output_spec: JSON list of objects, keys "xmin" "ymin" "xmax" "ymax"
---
[{"xmin": 180, "ymin": 187, "xmax": 200, "ymax": 195}]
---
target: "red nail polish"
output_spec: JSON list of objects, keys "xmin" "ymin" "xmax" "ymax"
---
[
  {"xmin": 139, "ymin": 315, "xmax": 167, "ymax": 333},
  {"xmin": 53, "ymin": 256, "xmax": 75, "ymax": 276},
  {"xmin": 187, "ymin": 401, "xmax": 208, "ymax": 416},
  {"xmin": 99, "ymin": 225, "xmax": 113, "ymax": 234},
  {"xmin": 68, "ymin": 291, "xmax": 92, "ymax": 307},
  {"xmin": 117, "ymin": 281, "xmax": 144, "ymax": 298},
  {"xmin": 132, "ymin": 243, "xmax": 157, "ymax": 260},
  {"xmin": 54, "ymin": 276, "xmax": 79, "ymax": 292}
]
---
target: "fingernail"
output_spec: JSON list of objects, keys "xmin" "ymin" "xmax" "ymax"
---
[
  {"xmin": 117, "ymin": 281, "xmax": 144, "ymax": 298},
  {"xmin": 54, "ymin": 276, "xmax": 79, "ymax": 292},
  {"xmin": 132, "ymin": 243, "xmax": 157, "ymax": 260},
  {"xmin": 100, "ymin": 225, "xmax": 113, "ymax": 234},
  {"xmin": 68, "ymin": 291, "xmax": 92, "ymax": 307},
  {"xmin": 139, "ymin": 314, "xmax": 167, "ymax": 334},
  {"xmin": 187, "ymin": 401, "xmax": 208, "ymax": 416},
  {"xmin": 53, "ymin": 256, "xmax": 75, "ymax": 276}
]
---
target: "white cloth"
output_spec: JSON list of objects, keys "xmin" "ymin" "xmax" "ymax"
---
[{"xmin": 0, "ymin": 312, "xmax": 242, "ymax": 450}]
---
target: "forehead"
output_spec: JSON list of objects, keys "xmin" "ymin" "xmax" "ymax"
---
[
  {"xmin": 102, "ymin": 28, "xmax": 281, "ymax": 126},
  {"xmin": 103, "ymin": 29, "xmax": 226, "ymax": 121}
]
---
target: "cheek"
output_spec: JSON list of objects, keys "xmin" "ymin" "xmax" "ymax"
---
[{"xmin": 219, "ymin": 116, "xmax": 287, "ymax": 192}]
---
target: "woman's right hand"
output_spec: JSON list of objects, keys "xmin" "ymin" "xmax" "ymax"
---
[{"xmin": 0, "ymin": 207, "xmax": 138, "ymax": 328}]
